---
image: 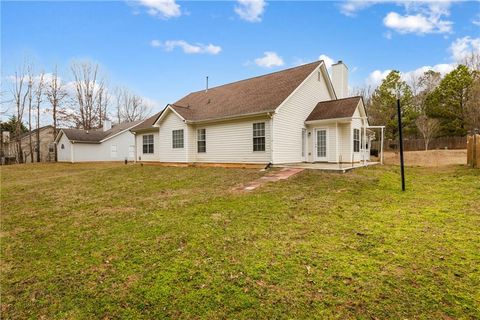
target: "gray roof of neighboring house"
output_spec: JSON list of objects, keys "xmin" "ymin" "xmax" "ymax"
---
[
  {"xmin": 306, "ymin": 96, "xmax": 363, "ymax": 121},
  {"xmin": 170, "ymin": 61, "xmax": 323, "ymax": 122},
  {"xmin": 18, "ymin": 125, "xmax": 54, "ymax": 139},
  {"xmin": 60, "ymin": 121, "xmax": 142, "ymax": 143},
  {"xmin": 130, "ymin": 112, "xmax": 162, "ymax": 132}
]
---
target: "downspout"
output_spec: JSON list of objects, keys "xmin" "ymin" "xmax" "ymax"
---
[
  {"xmin": 268, "ymin": 112, "xmax": 274, "ymax": 165},
  {"xmin": 133, "ymin": 132, "xmax": 137, "ymax": 163},
  {"xmin": 71, "ymin": 141, "xmax": 75, "ymax": 164}
]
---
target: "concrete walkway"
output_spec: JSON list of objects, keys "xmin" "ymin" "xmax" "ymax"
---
[{"xmin": 233, "ymin": 167, "xmax": 304, "ymax": 192}]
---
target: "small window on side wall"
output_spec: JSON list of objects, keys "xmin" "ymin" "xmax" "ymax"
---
[
  {"xmin": 353, "ymin": 129, "xmax": 360, "ymax": 153},
  {"xmin": 253, "ymin": 122, "xmax": 265, "ymax": 152},
  {"xmin": 61, "ymin": 144, "xmax": 65, "ymax": 150},
  {"xmin": 143, "ymin": 134, "xmax": 154, "ymax": 154},
  {"xmin": 172, "ymin": 129, "xmax": 184, "ymax": 149},
  {"xmin": 197, "ymin": 129, "xmax": 206, "ymax": 153}
]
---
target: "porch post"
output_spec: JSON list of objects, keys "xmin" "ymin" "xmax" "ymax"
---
[{"xmin": 335, "ymin": 121, "xmax": 339, "ymax": 164}]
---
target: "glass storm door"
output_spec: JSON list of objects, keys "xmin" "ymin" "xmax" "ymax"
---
[{"xmin": 315, "ymin": 129, "xmax": 327, "ymax": 161}]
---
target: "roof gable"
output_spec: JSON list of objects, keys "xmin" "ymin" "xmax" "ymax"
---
[
  {"xmin": 170, "ymin": 61, "xmax": 323, "ymax": 122},
  {"xmin": 306, "ymin": 96, "xmax": 363, "ymax": 121}
]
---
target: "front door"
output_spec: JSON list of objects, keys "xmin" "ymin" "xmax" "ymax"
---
[{"xmin": 315, "ymin": 129, "xmax": 328, "ymax": 161}]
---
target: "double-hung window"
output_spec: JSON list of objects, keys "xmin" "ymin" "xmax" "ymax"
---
[
  {"xmin": 172, "ymin": 129, "xmax": 184, "ymax": 149},
  {"xmin": 353, "ymin": 129, "xmax": 360, "ymax": 153},
  {"xmin": 253, "ymin": 122, "xmax": 265, "ymax": 152},
  {"xmin": 197, "ymin": 129, "xmax": 206, "ymax": 153},
  {"xmin": 143, "ymin": 134, "xmax": 154, "ymax": 154}
]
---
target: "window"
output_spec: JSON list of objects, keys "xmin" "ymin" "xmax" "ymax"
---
[
  {"xmin": 110, "ymin": 144, "xmax": 118, "ymax": 158},
  {"xmin": 360, "ymin": 128, "xmax": 365, "ymax": 150},
  {"xmin": 61, "ymin": 144, "xmax": 65, "ymax": 150},
  {"xmin": 253, "ymin": 122, "xmax": 265, "ymax": 152},
  {"xmin": 353, "ymin": 129, "xmax": 360, "ymax": 152},
  {"xmin": 48, "ymin": 143, "xmax": 55, "ymax": 153},
  {"xmin": 143, "ymin": 134, "xmax": 154, "ymax": 154},
  {"xmin": 197, "ymin": 129, "xmax": 206, "ymax": 153},
  {"xmin": 172, "ymin": 129, "xmax": 184, "ymax": 149}
]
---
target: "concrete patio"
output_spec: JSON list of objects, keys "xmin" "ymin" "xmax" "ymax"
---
[{"xmin": 275, "ymin": 161, "xmax": 380, "ymax": 173}]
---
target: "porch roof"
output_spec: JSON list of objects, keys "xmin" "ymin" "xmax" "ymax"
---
[{"xmin": 306, "ymin": 96, "xmax": 362, "ymax": 121}]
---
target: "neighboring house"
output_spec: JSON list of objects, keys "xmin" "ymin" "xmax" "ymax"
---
[
  {"xmin": 132, "ymin": 60, "xmax": 375, "ymax": 165},
  {"xmin": 1, "ymin": 126, "xmax": 56, "ymax": 164},
  {"xmin": 55, "ymin": 120, "xmax": 141, "ymax": 163}
]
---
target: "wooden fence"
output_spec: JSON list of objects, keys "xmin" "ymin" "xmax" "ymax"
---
[
  {"xmin": 371, "ymin": 136, "xmax": 467, "ymax": 152},
  {"xmin": 467, "ymin": 134, "xmax": 480, "ymax": 168}
]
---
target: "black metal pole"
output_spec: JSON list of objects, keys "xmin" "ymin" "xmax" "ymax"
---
[{"xmin": 397, "ymin": 98, "xmax": 405, "ymax": 191}]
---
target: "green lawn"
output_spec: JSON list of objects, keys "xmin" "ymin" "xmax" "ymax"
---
[{"xmin": 1, "ymin": 163, "xmax": 479, "ymax": 319}]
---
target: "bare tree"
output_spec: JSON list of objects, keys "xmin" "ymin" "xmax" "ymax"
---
[
  {"xmin": 11, "ymin": 66, "xmax": 30, "ymax": 163},
  {"xmin": 46, "ymin": 66, "xmax": 68, "ymax": 162},
  {"xmin": 115, "ymin": 87, "xmax": 149, "ymax": 123},
  {"xmin": 27, "ymin": 69, "xmax": 34, "ymax": 163},
  {"xmin": 70, "ymin": 61, "xmax": 107, "ymax": 129},
  {"xmin": 34, "ymin": 72, "xmax": 45, "ymax": 162},
  {"xmin": 416, "ymin": 115, "xmax": 440, "ymax": 150}
]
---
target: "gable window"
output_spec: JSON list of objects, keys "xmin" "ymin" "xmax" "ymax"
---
[
  {"xmin": 353, "ymin": 129, "xmax": 360, "ymax": 153},
  {"xmin": 61, "ymin": 144, "xmax": 65, "ymax": 150},
  {"xmin": 253, "ymin": 122, "xmax": 265, "ymax": 152},
  {"xmin": 172, "ymin": 129, "xmax": 184, "ymax": 149},
  {"xmin": 197, "ymin": 129, "xmax": 206, "ymax": 153},
  {"xmin": 143, "ymin": 134, "xmax": 154, "ymax": 154}
]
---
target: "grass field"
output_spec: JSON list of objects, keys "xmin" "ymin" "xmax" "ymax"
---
[{"xmin": 1, "ymin": 163, "xmax": 479, "ymax": 319}]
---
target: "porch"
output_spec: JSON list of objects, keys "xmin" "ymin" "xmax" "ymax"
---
[{"xmin": 275, "ymin": 161, "xmax": 380, "ymax": 173}]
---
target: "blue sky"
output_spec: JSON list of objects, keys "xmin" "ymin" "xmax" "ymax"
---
[{"xmin": 1, "ymin": 0, "xmax": 479, "ymax": 119}]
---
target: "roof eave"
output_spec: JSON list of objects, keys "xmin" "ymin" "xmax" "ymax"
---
[
  {"xmin": 305, "ymin": 117, "xmax": 352, "ymax": 124},
  {"xmin": 185, "ymin": 110, "xmax": 275, "ymax": 125}
]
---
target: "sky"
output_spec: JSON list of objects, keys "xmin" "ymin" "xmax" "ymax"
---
[{"xmin": 1, "ymin": 0, "xmax": 480, "ymax": 122}]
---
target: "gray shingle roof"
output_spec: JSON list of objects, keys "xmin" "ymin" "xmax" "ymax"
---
[
  {"xmin": 61, "ymin": 121, "xmax": 142, "ymax": 143},
  {"xmin": 306, "ymin": 96, "xmax": 362, "ymax": 121},
  {"xmin": 170, "ymin": 61, "xmax": 323, "ymax": 122},
  {"xmin": 130, "ymin": 112, "xmax": 162, "ymax": 132}
]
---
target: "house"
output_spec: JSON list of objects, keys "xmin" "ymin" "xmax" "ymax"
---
[
  {"xmin": 55, "ymin": 120, "xmax": 141, "ymax": 163},
  {"xmin": 1, "ymin": 126, "xmax": 56, "ymax": 164},
  {"xmin": 134, "ymin": 60, "xmax": 378, "ymax": 165}
]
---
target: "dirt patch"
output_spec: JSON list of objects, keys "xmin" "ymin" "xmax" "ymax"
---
[{"xmin": 382, "ymin": 149, "xmax": 466, "ymax": 167}]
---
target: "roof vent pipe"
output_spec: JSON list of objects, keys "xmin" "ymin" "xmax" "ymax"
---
[{"xmin": 205, "ymin": 76, "xmax": 209, "ymax": 93}]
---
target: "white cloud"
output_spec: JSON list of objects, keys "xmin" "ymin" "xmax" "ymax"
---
[
  {"xmin": 234, "ymin": 0, "xmax": 266, "ymax": 22},
  {"xmin": 150, "ymin": 39, "xmax": 161, "ymax": 47},
  {"xmin": 340, "ymin": 0, "xmax": 379, "ymax": 16},
  {"xmin": 137, "ymin": 0, "xmax": 181, "ymax": 19},
  {"xmin": 254, "ymin": 51, "xmax": 284, "ymax": 68},
  {"xmin": 365, "ymin": 63, "xmax": 455, "ymax": 87},
  {"xmin": 366, "ymin": 69, "xmax": 392, "ymax": 87},
  {"xmin": 449, "ymin": 36, "xmax": 480, "ymax": 62},
  {"xmin": 150, "ymin": 39, "xmax": 222, "ymax": 55},
  {"xmin": 318, "ymin": 54, "xmax": 335, "ymax": 69},
  {"xmin": 341, "ymin": 1, "xmax": 455, "ymax": 34},
  {"xmin": 383, "ymin": 11, "xmax": 452, "ymax": 34},
  {"xmin": 473, "ymin": 14, "xmax": 480, "ymax": 26}
]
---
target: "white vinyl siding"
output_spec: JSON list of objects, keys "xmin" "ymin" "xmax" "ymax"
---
[
  {"xmin": 193, "ymin": 117, "xmax": 271, "ymax": 164},
  {"xmin": 136, "ymin": 132, "xmax": 159, "ymax": 162},
  {"xmin": 67, "ymin": 130, "xmax": 136, "ymax": 162},
  {"xmin": 158, "ymin": 110, "xmax": 188, "ymax": 162},
  {"xmin": 272, "ymin": 65, "xmax": 335, "ymax": 164},
  {"xmin": 57, "ymin": 134, "xmax": 72, "ymax": 162}
]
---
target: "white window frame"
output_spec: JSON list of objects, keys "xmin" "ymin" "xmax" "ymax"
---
[
  {"xmin": 253, "ymin": 122, "xmax": 265, "ymax": 152},
  {"xmin": 353, "ymin": 128, "xmax": 360, "ymax": 153},
  {"xmin": 172, "ymin": 129, "xmax": 184, "ymax": 149},
  {"xmin": 197, "ymin": 128, "xmax": 206, "ymax": 153},
  {"xmin": 142, "ymin": 134, "xmax": 154, "ymax": 154}
]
